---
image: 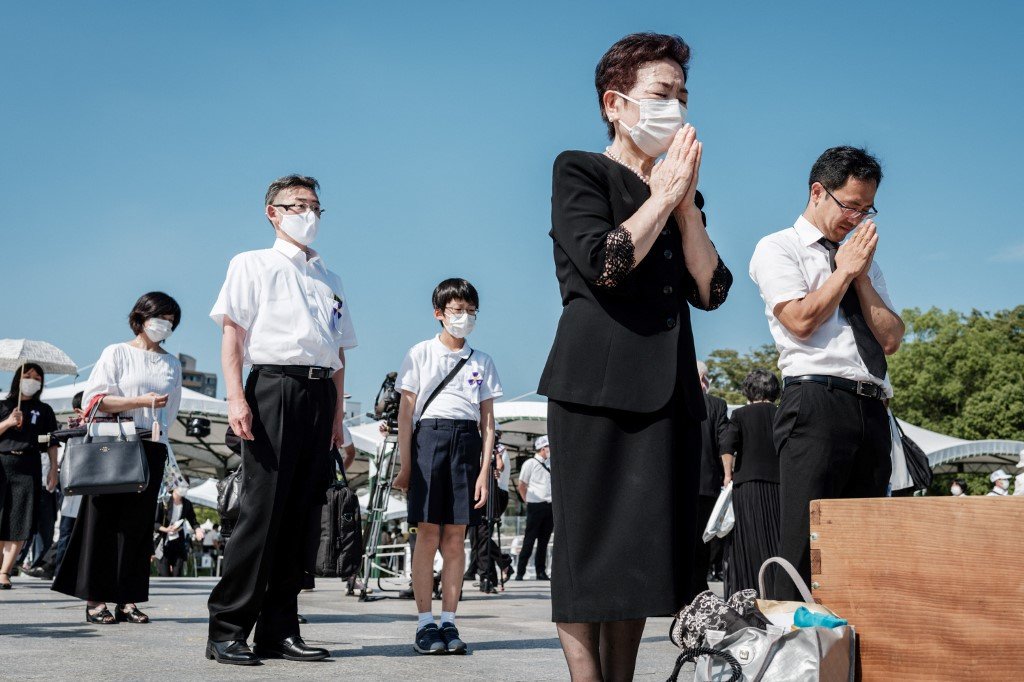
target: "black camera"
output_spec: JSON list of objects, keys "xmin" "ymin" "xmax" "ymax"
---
[
  {"xmin": 373, "ymin": 371, "xmax": 401, "ymax": 432},
  {"xmin": 186, "ymin": 417, "xmax": 211, "ymax": 438}
]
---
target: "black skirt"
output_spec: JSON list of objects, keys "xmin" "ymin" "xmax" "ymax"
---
[
  {"xmin": 724, "ymin": 480, "xmax": 780, "ymax": 597},
  {"xmin": 548, "ymin": 396, "xmax": 701, "ymax": 623},
  {"xmin": 0, "ymin": 451, "xmax": 41, "ymax": 541},
  {"xmin": 52, "ymin": 442, "xmax": 167, "ymax": 604}
]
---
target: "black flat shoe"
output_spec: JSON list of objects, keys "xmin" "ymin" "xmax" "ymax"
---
[
  {"xmin": 86, "ymin": 605, "xmax": 116, "ymax": 624},
  {"xmin": 254, "ymin": 636, "xmax": 330, "ymax": 661},
  {"xmin": 206, "ymin": 639, "xmax": 261, "ymax": 666},
  {"xmin": 114, "ymin": 604, "xmax": 150, "ymax": 623},
  {"xmin": 0, "ymin": 572, "xmax": 12, "ymax": 589},
  {"xmin": 536, "ymin": 572, "xmax": 551, "ymax": 581}
]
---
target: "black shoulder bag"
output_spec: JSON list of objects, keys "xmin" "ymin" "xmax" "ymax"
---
[
  {"xmin": 893, "ymin": 418, "xmax": 933, "ymax": 491},
  {"xmin": 417, "ymin": 350, "xmax": 474, "ymax": 422}
]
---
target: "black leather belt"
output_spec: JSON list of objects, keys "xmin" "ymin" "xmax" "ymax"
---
[
  {"xmin": 784, "ymin": 375, "xmax": 885, "ymax": 400},
  {"xmin": 253, "ymin": 364, "xmax": 333, "ymax": 380},
  {"xmin": 2, "ymin": 450, "xmax": 27, "ymax": 455}
]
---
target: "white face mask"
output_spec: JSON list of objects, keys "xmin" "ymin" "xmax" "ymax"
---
[
  {"xmin": 950, "ymin": 485, "xmax": 962, "ymax": 496},
  {"xmin": 278, "ymin": 210, "xmax": 319, "ymax": 246},
  {"xmin": 144, "ymin": 318, "xmax": 174, "ymax": 343},
  {"xmin": 444, "ymin": 312, "xmax": 476, "ymax": 339},
  {"xmin": 612, "ymin": 91, "xmax": 687, "ymax": 157},
  {"xmin": 20, "ymin": 378, "xmax": 42, "ymax": 397},
  {"xmin": 998, "ymin": 479, "xmax": 1010, "ymax": 490}
]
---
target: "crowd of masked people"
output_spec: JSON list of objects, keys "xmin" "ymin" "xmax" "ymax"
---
[{"xmin": 6, "ymin": 27, "xmax": 1016, "ymax": 679}]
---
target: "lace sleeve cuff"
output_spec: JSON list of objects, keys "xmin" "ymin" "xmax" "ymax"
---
[
  {"xmin": 595, "ymin": 226, "xmax": 636, "ymax": 288},
  {"xmin": 687, "ymin": 257, "xmax": 733, "ymax": 311}
]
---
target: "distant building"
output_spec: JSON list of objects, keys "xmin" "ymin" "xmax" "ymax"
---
[{"xmin": 179, "ymin": 354, "xmax": 218, "ymax": 397}]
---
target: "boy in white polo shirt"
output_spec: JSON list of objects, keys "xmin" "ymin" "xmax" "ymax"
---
[{"xmin": 393, "ymin": 278, "xmax": 502, "ymax": 655}]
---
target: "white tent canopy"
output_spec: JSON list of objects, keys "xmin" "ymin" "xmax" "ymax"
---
[
  {"xmin": 185, "ymin": 478, "xmax": 220, "ymax": 509},
  {"xmin": 896, "ymin": 418, "xmax": 1024, "ymax": 474}
]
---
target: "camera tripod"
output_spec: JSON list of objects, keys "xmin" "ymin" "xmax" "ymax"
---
[
  {"xmin": 478, "ymin": 454, "xmax": 509, "ymax": 593},
  {"xmin": 356, "ymin": 427, "xmax": 406, "ymax": 601}
]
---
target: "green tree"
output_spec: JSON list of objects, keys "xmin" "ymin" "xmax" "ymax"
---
[
  {"xmin": 888, "ymin": 306, "xmax": 1024, "ymax": 441},
  {"xmin": 705, "ymin": 343, "xmax": 780, "ymax": 404}
]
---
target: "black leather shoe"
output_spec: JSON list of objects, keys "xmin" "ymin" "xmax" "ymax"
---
[
  {"xmin": 536, "ymin": 572, "xmax": 551, "ymax": 581},
  {"xmin": 254, "ymin": 636, "xmax": 330, "ymax": 661},
  {"xmin": 206, "ymin": 639, "xmax": 261, "ymax": 666},
  {"xmin": 297, "ymin": 614, "xmax": 308, "ymax": 624}
]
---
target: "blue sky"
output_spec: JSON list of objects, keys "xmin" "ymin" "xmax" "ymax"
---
[{"xmin": 2, "ymin": 1, "xmax": 1021, "ymax": 408}]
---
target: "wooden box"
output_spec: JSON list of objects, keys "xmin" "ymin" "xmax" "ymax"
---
[{"xmin": 809, "ymin": 497, "xmax": 1024, "ymax": 681}]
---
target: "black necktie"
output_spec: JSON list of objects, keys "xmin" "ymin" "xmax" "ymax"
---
[{"xmin": 817, "ymin": 237, "xmax": 887, "ymax": 380}]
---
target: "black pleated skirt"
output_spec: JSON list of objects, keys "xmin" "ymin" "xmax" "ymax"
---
[
  {"xmin": 52, "ymin": 442, "xmax": 167, "ymax": 604},
  {"xmin": 548, "ymin": 396, "xmax": 701, "ymax": 623},
  {"xmin": 0, "ymin": 451, "xmax": 41, "ymax": 541},
  {"xmin": 724, "ymin": 480, "xmax": 780, "ymax": 597}
]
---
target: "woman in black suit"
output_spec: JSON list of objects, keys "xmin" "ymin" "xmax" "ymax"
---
[
  {"xmin": 538, "ymin": 32, "xmax": 732, "ymax": 680},
  {"xmin": 155, "ymin": 485, "xmax": 201, "ymax": 577},
  {"xmin": 721, "ymin": 370, "xmax": 782, "ymax": 596}
]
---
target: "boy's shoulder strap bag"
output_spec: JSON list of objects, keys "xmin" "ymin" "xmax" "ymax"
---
[{"xmin": 419, "ymin": 350, "xmax": 474, "ymax": 420}]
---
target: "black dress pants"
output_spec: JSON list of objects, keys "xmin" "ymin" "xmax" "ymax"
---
[
  {"xmin": 773, "ymin": 382, "xmax": 891, "ymax": 600},
  {"xmin": 207, "ymin": 368, "xmax": 335, "ymax": 643},
  {"xmin": 517, "ymin": 501, "xmax": 553, "ymax": 578},
  {"xmin": 466, "ymin": 488, "xmax": 509, "ymax": 584}
]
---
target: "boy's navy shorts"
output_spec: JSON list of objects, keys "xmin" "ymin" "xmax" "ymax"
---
[{"xmin": 408, "ymin": 418, "xmax": 483, "ymax": 526}]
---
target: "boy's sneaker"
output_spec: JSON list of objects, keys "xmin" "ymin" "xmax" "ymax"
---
[
  {"xmin": 439, "ymin": 622, "xmax": 467, "ymax": 655},
  {"xmin": 414, "ymin": 623, "xmax": 446, "ymax": 655}
]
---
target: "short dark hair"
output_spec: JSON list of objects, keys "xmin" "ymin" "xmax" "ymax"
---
[
  {"xmin": 264, "ymin": 174, "xmax": 319, "ymax": 207},
  {"xmin": 952, "ymin": 478, "xmax": 970, "ymax": 495},
  {"xmin": 5, "ymin": 362, "xmax": 45, "ymax": 405},
  {"xmin": 595, "ymin": 33, "xmax": 691, "ymax": 140},
  {"xmin": 432, "ymin": 278, "xmax": 479, "ymax": 312},
  {"xmin": 72, "ymin": 391, "xmax": 84, "ymax": 411},
  {"xmin": 808, "ymin": 146, "xmax": 883, "ymax": 192},
  {"xmin": 742, "ymin": 369, "xmax": 780, "ymax": 403},
  {"xmin": 129, "ymin": 291, "xmax": 182, "ymax": 335}
]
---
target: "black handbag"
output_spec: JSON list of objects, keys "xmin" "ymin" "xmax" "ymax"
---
[
  {"xmin": 894, "ymin": 419, "xmax": 933, "ymax": 491},
  {"xmin": 315, "ymin": 451, "xmax": 364, "ymax": 579},
  {"xmin": 217, "ymin": 465, "xmax": 243, "ymax": 537},
  {"xmin": 60, "ymin": 401, "xmax": 149, "ymax": 496}
]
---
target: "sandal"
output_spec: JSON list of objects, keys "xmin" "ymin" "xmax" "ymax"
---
[
  {"xmin": 115, "ymin": 603, "xmax": 150, "ymax": 624},
  {"xmin": 86, "ymin": 604, "xmax": 116, "ymax": 624},
  {"xmin": 0, "ymin": 572, "xmax": 11, "ymax": 590}
]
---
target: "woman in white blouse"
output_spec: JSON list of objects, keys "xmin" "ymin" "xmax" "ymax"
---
[{"xmin": 52, "ymin": 292, "xmax": 183, "ymax": 625}]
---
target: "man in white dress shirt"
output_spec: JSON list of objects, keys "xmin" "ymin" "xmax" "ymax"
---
[
  {"xmin": 749, "ymin": 147, "xmax": 905, "ymax": 599},
  {"xmin": 516, "ymin": 436, "xmax": 553, "ymax": 581},
  {"xmin": 206, "ymin": 175, "xmax": 357, "ymax": 665}
]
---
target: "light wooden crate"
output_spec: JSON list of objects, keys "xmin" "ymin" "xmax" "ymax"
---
[{"xmin": 809, "ymin": 497, "xmax": 1024, "ymax": 680}]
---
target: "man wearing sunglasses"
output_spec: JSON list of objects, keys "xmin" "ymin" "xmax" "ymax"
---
[{"xmin": 749, "ymin": 146, "xmax": 904, "ymax": 599}]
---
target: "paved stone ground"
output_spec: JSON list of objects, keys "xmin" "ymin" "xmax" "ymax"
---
[{"xmin": 0, "ymin": 576, "xmax": 705, "ymax": 680}]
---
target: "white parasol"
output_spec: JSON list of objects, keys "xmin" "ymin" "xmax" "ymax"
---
[{"xmin": 0, "ymin": 339, "xmax": 78, "ymax": 409}]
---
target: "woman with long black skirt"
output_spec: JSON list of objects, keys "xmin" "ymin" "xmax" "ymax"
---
[
  {"xmin": 721, "ymin": 370, "xmax": 782, "ymax": 596},
  {"xmin": 52, "ymin": 292, "xmax": 183, "ymax": 624},
  {"xmin": 537, "ymin": 32, "xmax": 732, "ymax": 680}
]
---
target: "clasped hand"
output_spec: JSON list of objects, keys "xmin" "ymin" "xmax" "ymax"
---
[
  {"xmin": 649, "ymin": 124, "xmax": 703, "ymax": 215},
  {"xmin": 834, "ymin": 220, "xmax": 878, "ymax": 279}
]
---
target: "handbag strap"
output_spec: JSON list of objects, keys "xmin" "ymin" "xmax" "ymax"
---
[
  {"xmin": 332, "ymin": 449, "xmax": 349, "ymax": 487},
  {"xmin": 668, "ymin": 646, "xmax": 742, "ymax": 682},
  {"xmin": 758, "ymin": 556, "xmax": 815, "ymax": 603},
  {"xmin": 419, "ymin": 350, "xmax": 473, "ymax": 419}
]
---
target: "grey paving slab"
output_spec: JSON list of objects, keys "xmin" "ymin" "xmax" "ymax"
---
[{"xmin": 0, "ymin": 576, "xmax": 698, "ymax": 680}]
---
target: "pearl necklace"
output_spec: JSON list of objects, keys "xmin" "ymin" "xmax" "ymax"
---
[{"xmin": 604, "ymin": 147, "xmax": 650, "ymax": 185}]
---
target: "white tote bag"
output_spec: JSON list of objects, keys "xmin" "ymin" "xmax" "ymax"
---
[{"xmin": 703, "ymin": 482, "xmax": 734, "ymax": 543}]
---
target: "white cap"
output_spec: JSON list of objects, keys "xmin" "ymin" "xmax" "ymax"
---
[
  {"xmin": 1017, "ymin": 448, "xmax": 1024, "ymax": 469},
  {"xmin": 534, "ymin": 435, "xmax": 549, "ymax": 451},
  {"xmin": 990, "ymin": 468, "xmax": 1011, "ymax": 483}
]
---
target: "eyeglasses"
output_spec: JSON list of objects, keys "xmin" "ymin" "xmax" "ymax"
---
[
  {"xmin": 445, "ymin": 306, "xmax": 478, "ymax": 318},
  {"xmin": 272, "ymin": 203, "xmax": 326, "ymax": 217},
  {"xmin": 822, "ymin": 188, "xmax": 877, "ymax": 221}
]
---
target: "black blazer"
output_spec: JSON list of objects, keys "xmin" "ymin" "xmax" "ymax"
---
[
  {"xmin": 721, "ymin": 402, "xmax": 780, "ymax": 485},
  {"xmin": 538, "ymin": 150, "xmax": 731, "ymax": 416},
  {"xmin": 699, "ymin": 393, "xmax": 730, "ymax": 496},
  {"xmin": 155, "ymin": 497, "xmax": 199, "ymax": 541}
]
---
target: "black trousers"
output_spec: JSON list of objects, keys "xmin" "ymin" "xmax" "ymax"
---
[
  {"xmin": 207, "ymin": 368, "xmax": 335, "ymax": 643},
  {"xmin": 466, "ymin": 488, "xmax": 509, "ymax": 584},
  {"xmin": 773, "ymin": 382, "xmax": 891, "ymax": 600},
  {"xmin": 692, "ymin": 494, "xmax": 721, "ymax": 594},
  {"xmin": 517, "ymin": 501, "xmax": 553, "ymax": 577},
  {"xmin": 158, "ymin": 537, "xmax": 189, "ymax": 577}
]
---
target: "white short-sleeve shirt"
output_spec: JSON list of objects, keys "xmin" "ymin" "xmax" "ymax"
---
[
  {"xmin": 397, "ymin": 335, "xmax": 503, "ymax": 422},
  {"xmin": 518, "ymin": 456, "xmax": 552, "ymax": 503},
  {"xmin": 749, "ymin": 216, "xmax": 896, "ymax": 397},
  {"xmin": 210, "ymin": 238, "xmax": 357, "ymax": 370}
]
